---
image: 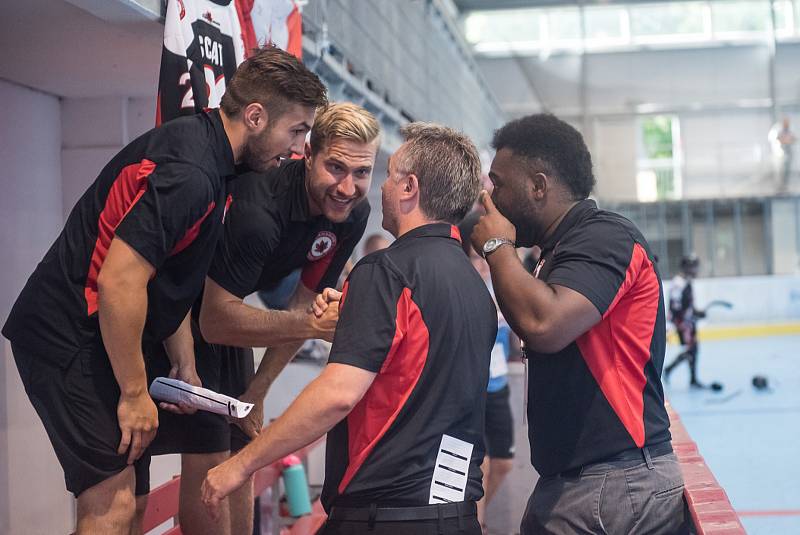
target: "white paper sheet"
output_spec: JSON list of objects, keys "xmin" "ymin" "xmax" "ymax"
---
[{"xmin": 149, "ymin": 377, "xmax": 254, "ymax": 419}]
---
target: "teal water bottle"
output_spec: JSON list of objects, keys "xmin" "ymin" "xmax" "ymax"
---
[{"xmin": 281, "ymin": 455, "xmax": 312, "ymax": 517}]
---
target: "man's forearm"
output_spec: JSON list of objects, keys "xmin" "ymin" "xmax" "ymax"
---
[
  {"xmin": 486, "ymin": 246, "xmax": 556, "ymax": 343},
  {"xmin": 203, "ymin": 302, "xmax": 316, "ymax": 347},
  {"xmin": 247, "ymin": 341, "xmax": 304, "ymax": 398},
  {"xmin": 236, "ymin": 374, "xmax": 351, "ymax": 474},
  {"xmin": 98, "ymin": 279, "xmax": 149, "ymax": 397},
  {"xmin": 163, "ymin": 312, "xmax": 195, "ymax": 366}
]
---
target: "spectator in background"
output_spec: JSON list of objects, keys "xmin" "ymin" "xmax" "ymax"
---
[
  {"xmin": 769, "ymin": 117, "xmax": 796, "ymax": 193},
  {"xmin": 361, "ymin": 232, "xmax": 391, "ymax": 257}
]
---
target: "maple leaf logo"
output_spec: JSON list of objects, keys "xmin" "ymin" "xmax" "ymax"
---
[{"xmin": 307, "ymin": 231, "xmax": 337, "ymax": 261}]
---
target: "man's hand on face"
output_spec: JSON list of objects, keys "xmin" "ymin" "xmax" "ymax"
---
[{"xmin": 471, "ymin": 191, "xmax": 517, "ymax": 256}]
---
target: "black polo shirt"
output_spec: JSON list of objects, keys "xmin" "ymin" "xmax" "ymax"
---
[
  {"xmin": 321, "ymin": 223, "xmax": 498, "ymax": 511},
  {"xmin": 207, "ymin": 158, "xmax": 369, "ymax": 299},
  {"xmin": 3, "ymin": 110, "xmax": 235, "ymax": 363},
  {"xmin": 527, "ymin": 199, "xmax": 671, "ymax": 477}
]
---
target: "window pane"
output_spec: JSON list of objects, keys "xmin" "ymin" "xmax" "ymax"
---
[
  {"xmin": 464, "ymin": 9, "xmax": 541, "ymax": 44},
  {"xmin": 690, "ymin": 202, "xmax": 713, "ymax": 278},
  {"xmin": 547, "ymin": 8, "xmax": 582, "ymax": 41},
  {"xmin": 630, "ymin": 2, "xmax": 706, "ymax": 37},
  {"xmin": 663, "ymin": 202, "xmax": 688, "ymax": 278},
  {"xmin": 584, "ymin": 6, "xmax": 627, "ymax": 41},
  {"xmin": 712, "ymin": 201, "xmax": 737, "ymax": 277},
  {"xmin": 638, "ymin": 116, "xmax": 679, "ymax": 200},
  {"xmin": 638, "ymin": 204, "xmax": 666, "ymax": 266},
  {"xmin": 740, "ymin": 200, "xmax": 768, "ymax": 275},
  {"xmin": 774, "ymin": 0, "xmax": 794, "ymax": 35},
  {"xmin": 642, "ymin": 116, "xmax": 674, "ymax": 159},
  {"xmin": 771, "ymin": 198, "xmax": 799, "ymax": 274},
  {"xmin": 712, "ymin": 0, "xmax": 770, "ymax": 34}
]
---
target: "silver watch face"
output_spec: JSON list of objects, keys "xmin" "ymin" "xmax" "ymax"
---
[{"xmin": 483, "ymin": 238, "xmax": 502, "ymax": 254}]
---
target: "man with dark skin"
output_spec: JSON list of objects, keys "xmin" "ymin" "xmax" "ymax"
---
[{"xmin": 471, "ymin": 114, "xmax": 685, "ymax": 534}]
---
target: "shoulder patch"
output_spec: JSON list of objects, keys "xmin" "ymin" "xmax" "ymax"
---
[{"xmin": 307, "ymin": 230, "xmax": 337, "ymax": 261}]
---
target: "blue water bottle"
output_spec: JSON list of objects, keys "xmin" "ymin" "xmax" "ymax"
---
[{"xmin": 281, "ymin": 454, "xmax": 312, "ymax": 517}]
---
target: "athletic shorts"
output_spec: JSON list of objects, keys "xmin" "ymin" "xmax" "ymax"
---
[
  {"xmin": 484, "ymin": 385, "xmax": 514, "ymax": 459},
  {"xmin": 675, "ymin": 321, "xmax": 697, "ymax": 347},
  {"xmin": 146, "ymin": 319, "xmax": 255, "ymax": 455},
  {"xmin": 11, "ymin": 342, "xmax": 151, "ymax": 497}
]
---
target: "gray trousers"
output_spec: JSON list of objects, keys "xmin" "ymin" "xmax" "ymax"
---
[{"xmin": 521, "ymin": 452, "xmax": 688, "ymax": 535}]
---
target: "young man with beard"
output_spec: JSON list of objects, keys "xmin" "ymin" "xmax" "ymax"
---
[
  {"xmin": 1, "ymin": 46, "xmax": 326, "ymax": 535},
  {"xmin": 201, "ymin": 123, "xmax": 497, "ymax": 535},
  {"xmin": 470, "ymin": 114, "xmax": 686, "ymax": 534},
  {"xmin": 149, "ymin": 103, "xmax": 380, "ymax": 535}
]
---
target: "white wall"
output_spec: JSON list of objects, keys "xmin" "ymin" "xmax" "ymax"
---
[
  {"xmin": 693, "ymin": 275, "xmax": 800, "ymax": 325},
  {"xmin": 0, "ymin": 79, "xmax": 73, "ymax": 535},
  {"xmin": 61, "ymin": 96, "xmax": 158, "ymax": 216},
  {"xmin": 0, "ymin": 83, "xmax": 180, "ymax": 534}
]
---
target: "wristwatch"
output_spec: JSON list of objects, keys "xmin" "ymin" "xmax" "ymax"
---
[{"xmin": 482, "ymin": 237, "xmax": 515, "ymax": 258}]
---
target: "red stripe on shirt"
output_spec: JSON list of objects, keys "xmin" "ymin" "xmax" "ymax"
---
[
  {"xmin": 84, "ymin": 159, "xmax": 156, "ymax": 315},
  {"xmin": 450, "ymin": 225, "xmax": 462, "ymax": 242},
  {"xmin": 575, "ymin": 243, "xmax": 659, "ymax": 447},
  {"xmin": 169, "ymin": 201, "xmax": 216, "ymax": 256},
  {"xmin": 337, "ymin": 287, "xmax": 429, "ymax": 494},
  {"xmin": 301, "ymin": 243, "xmax": 340, "ymax": 291}
]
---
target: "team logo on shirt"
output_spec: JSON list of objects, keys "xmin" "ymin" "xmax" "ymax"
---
[{"xmin": 308, "ymin": 231, "xmax": 337, "ymax": 261}]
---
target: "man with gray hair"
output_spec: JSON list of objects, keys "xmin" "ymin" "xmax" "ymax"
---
[{"xmin": 202, "ymin": 123, "xmax": 498, "ymax": 534}]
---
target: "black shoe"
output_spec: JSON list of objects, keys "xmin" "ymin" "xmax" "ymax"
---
[{"xmin": 689, "ymin": 380, "xmax": 705, "ymax": 389}]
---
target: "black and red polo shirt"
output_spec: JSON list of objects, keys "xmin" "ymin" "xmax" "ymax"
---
[
  {"xmin": 321, "ymin": 223, "xmax": 498, "ymax": 511},
  {"xmin": 207, "ymin": 158, "xmax": 369, "ymax": 299},
  {"xmin": 3, "ymin": 110, "xmax": 235, "ymax": 363},
  {"xmin": 527, "ymin": 199, "xmax": 671, "ymax": 477}
]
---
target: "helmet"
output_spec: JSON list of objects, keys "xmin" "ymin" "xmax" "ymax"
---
[{"xmin": 680, "ymin": 253, "xmax": 699, "ymax": 271}]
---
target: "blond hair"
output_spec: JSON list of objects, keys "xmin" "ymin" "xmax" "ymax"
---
[{"xmin": 309, "ymin": 102, "xmax": 381, "ymax": 154}]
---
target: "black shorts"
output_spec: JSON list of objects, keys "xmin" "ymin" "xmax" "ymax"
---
[
  {"xmin": 146, "ymin": 319, "xmax": 255, "ymax": 455},
  {"xmin": 11, "ymin": 342, "xmax": 151, "ymax": 497},
  {"xmin": 484, "ymin": 385, "xmax": 514, "ymax": 459},
  {"xmin": 675, "ymin": 321, "xmax": 697, "ymax": 347}
]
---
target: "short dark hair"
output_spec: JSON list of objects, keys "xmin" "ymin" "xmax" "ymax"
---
[
  {"xmin": 221, "ymin": 45, "xmax": 328, "ymax": 118},
  {"xmin": 492, "ymin": 114, "xmax": 595, "ymax": 200}
]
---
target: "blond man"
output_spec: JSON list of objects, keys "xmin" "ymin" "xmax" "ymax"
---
[{"xmin": 148, "ymin": 103, "xmax": 381, "ymax": 534}]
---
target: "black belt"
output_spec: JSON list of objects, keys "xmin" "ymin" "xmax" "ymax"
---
[
  {"xmin": 329, "ymin": 501, "xmax": 477, "ymax": 522},
  {"xmin": 559, "ymin": 441, "xmax": 673, "ymax": 477}
]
